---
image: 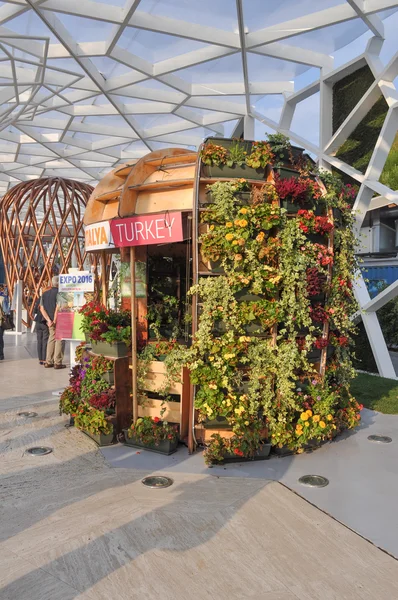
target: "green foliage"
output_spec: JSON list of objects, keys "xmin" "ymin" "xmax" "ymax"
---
[
  {"xmin": 336, "ymin": 96, "xmax": 388, "ymax": 173},
  {"xmin": 332, "ymin": 65, "xmax": 375, "ymax": 133},
  {"xmin": 74, "ymin": 404, "xmax": 113, "ymax": 435},
  {"xmin": 127, "ymin": 416, "xmax": 178, "ymax": 445}
]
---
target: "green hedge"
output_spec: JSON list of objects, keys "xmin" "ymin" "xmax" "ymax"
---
[
  {"xmin": 332, "ymin": 65, "xmax": 375, "ymax": 133},
  {"xmin": 333, "ymin": 65, "xmax": 397, "ymax": 189}
]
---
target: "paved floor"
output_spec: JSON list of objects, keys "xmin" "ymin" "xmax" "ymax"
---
[{"xmin": 1, "ymin": 334, "xmax": 398, "ymax": 599}]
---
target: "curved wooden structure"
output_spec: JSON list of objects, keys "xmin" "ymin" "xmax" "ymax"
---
[
  {"xmin": 83, "ymin": 149, "xmax": 197, "ymax": 225},
  {"xmin": 0, "ymin": 177, "xmax": 93, "ymax": 321}
]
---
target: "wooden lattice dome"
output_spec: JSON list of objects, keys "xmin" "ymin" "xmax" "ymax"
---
[{"xmin": 0, "ymin": 177, "xmax": 93, "ymax": 322}]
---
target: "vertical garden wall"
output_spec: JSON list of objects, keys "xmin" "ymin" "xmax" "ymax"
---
[{"xmin": 190, "ymin": 137, "xmax": 361, "ymax": 463}]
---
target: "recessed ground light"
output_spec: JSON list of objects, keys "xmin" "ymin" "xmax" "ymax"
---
[
  {"xmin": 18, "ymin": 412, "xmax": 38, "ymax": 417},
  {"xmin": 141, "ymin": 476, "xmax": 173, "ymax": 489},
  {"xmin": 368, "ymin": 435, "xmax": 392, "ymax": 444},
  {"xmin": 298, "ymin": 474, "xmax": 329, "ymax": 488},
  {"xmin": 26, "ymin": 446, "xmax": 53, "ymax": 456}
]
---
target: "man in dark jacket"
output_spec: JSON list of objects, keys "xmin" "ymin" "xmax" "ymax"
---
[{"xmin": 40, "ymin": 276, "xmax": 66, "ymax": 369}]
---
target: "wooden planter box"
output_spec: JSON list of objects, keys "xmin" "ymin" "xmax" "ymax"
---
[
  {"xmin": 136, "ymin": 360, "xmax": 190, "ymax": 439},
  {"xmin": 122, "ymin": 429, "xmax": 178, "ymax": 455},
  {"xmin": 82, "ymin": 430, "xmax": 114, "ymax": 446},
  {"xmin": 91, "ymin": 340, "xmax": 128, "ymax": 358}
]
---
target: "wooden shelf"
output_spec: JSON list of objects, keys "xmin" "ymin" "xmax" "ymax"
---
[
  {"xmin": 95, "ymin": 188, "xmax": 123, "ymax": 202},
  {"xmin": 128, "ymin": 178, "xmax": 194, "ymax": 192},
  {"xmin": 144, "ymin": 154, "xmax": 197, "ymax": 168},
  {"xmin": 114, "ymin": 164, "xmax": 135, "ymax": 177}
]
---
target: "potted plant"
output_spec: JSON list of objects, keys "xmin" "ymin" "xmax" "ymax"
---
[
  {"xmin": 123, "ymin": 416, "xmax": 179, "ymax": 455},
  {"xmin": 74, "ymin": 403, "xmax": 114, "ymax": 446},
  {"xmin": 266, "ymin": 132, "xmax": 304, "ymax": 167},
  {"xmin": 79, "ymin": 302, "xmax": 131, "ymax": 357},
  {"xmin": 200, "ymin": 138, "xmax": 273, "ymax": 180}
]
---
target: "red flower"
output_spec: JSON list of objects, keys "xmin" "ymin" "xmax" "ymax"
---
[
  {"xmin": 233, "ymin": 448, "xmax": 244, "ymax": 456},
  {"xmin": 153, "ymin": 417, "xmax": 160, "ymax": 423}
]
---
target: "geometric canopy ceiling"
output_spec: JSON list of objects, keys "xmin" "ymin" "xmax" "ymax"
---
[{"xmin": 0, "ymin": 0, "xmax": 398, "ymax": 194}]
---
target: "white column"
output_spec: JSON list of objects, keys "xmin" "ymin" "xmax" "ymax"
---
[{"xmin": 243, "ymin": 115, "xmax": 255, "ymax": 140}]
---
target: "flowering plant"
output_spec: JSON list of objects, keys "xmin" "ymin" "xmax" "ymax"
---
[
  {"xmin": 245, "ymin": 141, "xmax": 274, "ymax": 169},
  {"xmin": 74, "ymin": 403, "xmax": 113, "ymax": 435},
  {"xmin": 127, "ymin": 416, "xmax": 178, "ymax": 446},
  {"xmin": 274, "ymin": 175, "xmax": 322, "ymax": 206},
  {"xmin": 59, "ymin": 386, "xmax": 79, "ymax": 416},
  {"xmin": 306, "ymin": 268, "xmax": 326, "ymax": 297},
  {"xmin": 87, "ymin": 389, "xmax": 116, "ymax": 411},
  {"xmin": 200, "ymin": 142, "xmax": 228, "ymax": 166},
  {"xmin": 297, "ymin": 210, "xmax": 334, "ymax": 235},
  {"xmin": 79, "ymin": 302, "xmax": 131, "ymax": 345}
]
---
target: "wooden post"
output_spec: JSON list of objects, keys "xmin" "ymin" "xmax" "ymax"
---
[
  {"xmin": 130, "ymin": 246, "xmax": 138, "ymax": 423},
  {"xmin": 100, "ymin": 251, "xmax": 107, "ymax": 306}
]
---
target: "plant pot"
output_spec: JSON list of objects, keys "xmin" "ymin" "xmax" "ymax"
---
[
  {"xmin": 91, "ymin": 340, "xmax": 128, "ymax": 358},
  {"xmin": 122, "ymin": 429, "xmax": 178, "ymax": 455},
  {"xmin": 243, "ymin": 320, "xmax": 268, "ymax": 335},
  {"xmin": 271, "ymin": 445, "xmax": 295, "ymax": 457},
  {"xmin": 273, "ymin": 166, "xmax": 300, "ymax": 180},
  {"xmin": 202, "ymin": 163, "xmax": 267, "ymax": 181},
  {"xmin": 307, "ymin": 233, "xmax": 327, "ymax": 246},
  {"xmin": 204, "ymin": 415, "xmax": 230, "ymax": 429},
  {"xmin": 234, "ymin": 289, "xmax": 263, "ymax": 302},
  {"xmin": 309, "ymin": 293, "xmax": 326, "ymax": 304},
  {"xmin": 213, "ymin": 443, "xmax": 272, "ymax": 464},
  {"xmin": 204, "ymin": 190, "xmax": 251, "ymax": 205},
  {"xmin": 101, "ymin": 370, "xmax": 114, "ymax": 385},
  {"xmin": 82, "ymin": 430, "xmax": 114, "ymax": 446}
]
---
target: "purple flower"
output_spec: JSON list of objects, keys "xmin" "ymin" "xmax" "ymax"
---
[
  {"xmin": 317, "ymin": 396, "xmax": 321, "ymax": 401},
  {"xmin": 311, "ymin": 380, "xmax": 317, "ymax": 385}
]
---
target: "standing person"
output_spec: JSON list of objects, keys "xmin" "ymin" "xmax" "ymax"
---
[
  {"xmin": 40, "ymin": 276, "xmax": 66, "ymax": 369},
  {"xmin": 33, "ymin": 294, "xmax": 49, "ymax": 365}
]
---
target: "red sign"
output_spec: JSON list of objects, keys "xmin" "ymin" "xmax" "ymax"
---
[
  {"xmin": 110, "ymin": 212, "xmax": 183, "ymax": 248},
  {"xmin": 55, "ymin": 312, "xmax": 74, "ymax": 340}
]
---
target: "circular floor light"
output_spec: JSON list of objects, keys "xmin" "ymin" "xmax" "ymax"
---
[
  {"xmin": 18, "ymin": 412, "xmax": 38, "ymax": 417},
  {"xmin": 26, "ymin": 446, "xmax": 53, "ymax": 456},
  {"xmin": 141, "ymin": 476, "xmax": 173, "ymax": 489},
  {"xmin": 298, "ymin": 474, "xmax": 329, "ymax": 488},
  {"xmin": 368, "ymin": 435, "xmax": 392, "ymax": 444}
]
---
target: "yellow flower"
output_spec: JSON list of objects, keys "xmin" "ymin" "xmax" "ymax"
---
[
  {"xmin": 332, "ymin": 424, "xmax": 336, "ymax": 430},
  {"xmin": 304, "ymin": 422, "xmax": 310, "ymax": 427},
  {"xmin": 224, "ymin": 353, "xmax": 235, "ymax": 360},
  {"xmin": 239, "ymin": 219, "xmax": 248, "ymax": 227},
  {"xmin": 300, "ymin": 412, "xmax": 309, "ymax": 421},
  {"xmin": 239, "ymin": 207, "xmax": 248, "ymax": 214},
  {"xmin": 234, "ymin": 219, "xmax": 241, "ymax": 226},
  {"xmin": 306, "ymin": 410, "xmax": 313, "ymax": 417},
  {"xmin": 234, "ymin": 254, "xmax": 243, "ymax": 261},
  {"xmin": 313, "ymin": 415, "xmax": 320, "ymax": 423},
  {"xmin": 327, "ymin": 414, "xmax": 333, "ymax": 421},
  {"xmin": 225, "ymin": 233, "xmax": 234, "ymax": 241},
  {"xmin": 208, "ymin": 383, "xmax": 217, "ymax": 390},
  {"xmin": 209, "ymin": 356, "xmax": 214, "ymax": 361},
  {"xmin": 210, "ymin": 224, "xmax": 215, "ymax": 231},
  {"xmin": 319, "ymin": 421, "xmax": 326, "ymax": 429},
  {"xmin": 232, "ymin": 240, "xmax": 238, "ymax": 245},
  {"xmin": 296, "ymin": 427, "xmax": 303, "ymax": 436},
  {"xmin": 226, "ymin": 222, "xmax": 233, "ymax": 228},
  {"xmin": 256, "ymin": 232, "xmax": 265, "ymax": 242},
  {"xmin": 235, "ymin": 406, "xmax": 245, "ymax": 416},
  {"xmin": 245, "ymin": 421, "xmax": 249, "ymax": 426}
]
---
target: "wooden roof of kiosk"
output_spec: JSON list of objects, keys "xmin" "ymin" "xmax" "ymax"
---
[
  {"xmin": 83, "ymin": 147, "xmax": 198, "ymax": 453},
  {"xmin": 83, "ymin": 147, "xmax": 197, "ymax": 225}
]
